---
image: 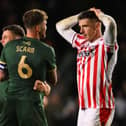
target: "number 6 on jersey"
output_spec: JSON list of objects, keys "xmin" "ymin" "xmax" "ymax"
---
[{"xmin": 18, "ymin": 55, "xmax": 32, "ymax": 79}]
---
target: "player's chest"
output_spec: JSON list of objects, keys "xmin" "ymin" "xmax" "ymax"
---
[{"xmin": 77, "ymin": 45, "xmax": 98, "ymax": 58}]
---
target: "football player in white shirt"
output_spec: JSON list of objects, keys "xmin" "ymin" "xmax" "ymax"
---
[{"xmin": 56, "ymin": 8, "xmax": 118, "ymax": 126}]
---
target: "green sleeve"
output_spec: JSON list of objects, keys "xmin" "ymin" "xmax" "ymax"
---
[
  {"xmin": 0, "ymin": 47, "xmax": 6, "ymax": 65},
  {"xmin": 46, "ymin": 47, "xmax": 56, "ymax": 71}
]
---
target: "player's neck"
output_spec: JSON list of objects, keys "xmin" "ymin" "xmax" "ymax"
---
[
  {"xmin": 26, "ymin": 29, "xmax": 40, "ymax": 40},
  {"xmin": 90, "ymin": 31, "xmax": 102, "ymax": 43}
]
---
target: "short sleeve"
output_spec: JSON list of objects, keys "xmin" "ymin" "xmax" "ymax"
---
[{"xmin": 46, "ymin": 46, "xmax": 57, "ymax": 71}]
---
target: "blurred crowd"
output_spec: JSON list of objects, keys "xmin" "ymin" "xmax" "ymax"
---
[{"xmin": 0, "ymin": 0, "xmax": 126, "ymax": 126}]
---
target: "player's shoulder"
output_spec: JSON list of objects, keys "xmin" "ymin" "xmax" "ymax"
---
[
  {"xmin": 4, "ymin": 39, "xmax": 22, "ymax": 48},
  {"xmin": 39, "ymin": 40, "xmax": 54, "ymax": 51}
]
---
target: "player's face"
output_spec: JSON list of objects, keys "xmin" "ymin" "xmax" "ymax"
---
[
  {"xmin": 79, "ymin": 18, "xmax": 98, "ymax": 42},
  {"xmin": 39, "ymin": 20, "xmax": 47, "ymax": 39},
  {"xmin": 1, "ymin": 30, "xmax": 15, "ymax": 46}
]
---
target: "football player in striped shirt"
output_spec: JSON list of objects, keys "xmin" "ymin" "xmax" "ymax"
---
[{"xmin": 56, "ymin": 7, "xmax": 118, "ymax": 126}]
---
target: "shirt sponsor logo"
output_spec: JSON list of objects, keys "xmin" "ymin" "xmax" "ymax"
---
[{"xmin": 78, "ymin": 48, "xmax": 95, "ymax": 57}]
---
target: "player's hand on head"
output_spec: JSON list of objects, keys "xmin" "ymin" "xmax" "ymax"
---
[{"xmin": 89, "ymin": 7, "xmax": 102, "ymax": 17}]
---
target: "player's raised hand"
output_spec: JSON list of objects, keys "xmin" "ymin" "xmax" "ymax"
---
[{"xmin": 90, "ymin": 7, "xmax": 103, "ymax": 18}]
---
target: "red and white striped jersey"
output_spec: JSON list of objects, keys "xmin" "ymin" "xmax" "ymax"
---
[{"xmin": 72, "ymin": 33, "xmax": 118, "ymax": 109}]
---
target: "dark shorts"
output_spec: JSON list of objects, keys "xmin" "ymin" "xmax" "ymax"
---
[
  {"xmin": 0, "ymin": 97, "xmax": 48, "ymax": 126},
  {"xmin": 0, "ymin": 81, "xmax": 8, "ymax": 113}
]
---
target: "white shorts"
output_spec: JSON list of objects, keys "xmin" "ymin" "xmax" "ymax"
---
[{"xmin": 77, "ymin": 108, "xmax": 115, "ymax": 126}]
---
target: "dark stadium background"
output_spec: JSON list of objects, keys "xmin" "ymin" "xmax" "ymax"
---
[{"xmin": 0, "ymin": 0, "xmax": 126, "ymax": 125}]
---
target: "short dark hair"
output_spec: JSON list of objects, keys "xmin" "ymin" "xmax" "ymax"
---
[
  {"xmin": 2, "ymin": 24, "xmax": 25, "ymax": 37},
  {"xmin": 23, "ymin": 9, "xmax": 48, "ymax": 28},
  {"xmin": 78, "ymin": 10, "xmax": 100, "ymax": 22}
]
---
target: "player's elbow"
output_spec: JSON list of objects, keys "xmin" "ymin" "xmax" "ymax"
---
[
  {"xmin": 50, "ymin": 76, "xmax": 57, "ymax": 86},
  {"xmin": 56, "ymin": 22, "xmax": 60, "ymax": 33},
  {"xmin": 48, "ymin": 68, "xmax": 58, "ymax": 86},
  {"xmin": 56, "ymin": 22, "xmax": 64, "ymax": 35}
]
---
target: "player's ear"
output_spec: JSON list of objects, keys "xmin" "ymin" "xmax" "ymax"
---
[{"xmin": 95, "ymin": 21, "xmax": 101, "ymax": 29}]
